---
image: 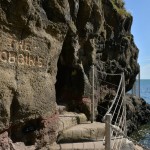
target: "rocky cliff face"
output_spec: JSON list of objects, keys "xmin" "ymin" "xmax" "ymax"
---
[
  {"xmin": 0, "ymin": 0, "xmax": 140, "ymax": 148},
  {"xmin": 126, "ymin": 94, "xmax": 150, "ymax": 135}
]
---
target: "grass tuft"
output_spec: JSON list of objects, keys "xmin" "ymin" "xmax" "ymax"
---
[{"xmin": 111, "ymin": 0, "xmax": 131, "ymax": 17}]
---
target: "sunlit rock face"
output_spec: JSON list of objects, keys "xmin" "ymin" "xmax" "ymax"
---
[
  {"xmin": 0, "ymin": 0, "xmax": 68, "ymax": 147},
  {"xmin": 55, "ymin": 0, "xmax": 139, "ymax": 118},
  {"xmin": 0, "ymin": 0, "xmax": 139, "ymax": 148}
]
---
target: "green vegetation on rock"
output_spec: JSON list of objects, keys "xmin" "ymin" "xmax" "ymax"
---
[
  {"xmin": 111, "ymin": 0, "xmax": 131, "ymax": 17},
  {"xmin": 112, "ymin": 0, "xmax": 125, "ymax": 8}
]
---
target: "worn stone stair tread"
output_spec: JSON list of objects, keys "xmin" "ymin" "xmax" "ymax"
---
[
  {"xmin": 57, "ymin": 122, "xmax": 105, "ymax": 143},
  {"xmin": 58, "ymin": 112, "xmax": 88, "ymax": 132},
  {"xmin": 50, "ymin": 139, "xmax": 139, "ymax": 150},
  {"xmin": 49, "ymin": 141, "xmax": 105, "ymax": 150}
]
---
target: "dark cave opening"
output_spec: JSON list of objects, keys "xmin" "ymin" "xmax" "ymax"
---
[
  {"xmin": 55, "ymin": 28, "xmax": 85, "ymax": 107},
  {"xmin": 55, "ymin": 60, "xmax": 93, "ymax": 119},
  {"xmin": 55, "ymin": 62, "xmax": 84, "ymax": 106}
]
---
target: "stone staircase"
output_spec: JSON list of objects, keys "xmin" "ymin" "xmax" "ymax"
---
[
  {"xmin": 48, "ymin": 105, "xmax": 143, "ymax": 150},
  {"xmin": 50, "ymin": 105, "xmax": 106, "ymax": 150}
]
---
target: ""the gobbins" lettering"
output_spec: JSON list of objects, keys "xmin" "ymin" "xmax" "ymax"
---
[{"xmin": 0, "ymin": 51, "xmax": 44, "ymax": 68}]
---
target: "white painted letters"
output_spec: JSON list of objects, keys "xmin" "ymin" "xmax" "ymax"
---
[
  {"xmin": 0, "ymin": 51, "xmax": 8, "ymax": 62},
  {"xmin": 9, "ymin": 52, "xmax": 16, "ymax": 64},
  {"xmin": 0, "ymin": 37, "xmax": 45, "ymax": 68}
]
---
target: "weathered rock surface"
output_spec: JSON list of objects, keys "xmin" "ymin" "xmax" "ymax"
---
[
  {"xmin": 126, "ymin": 94, "xmax": 150, "ymax": 135},
  {"xmin": 0, "ymin": 0, "xmax": 140, "ymax": 148},
  {"xmin": 54, "ymin": 0, "xmax": 139, "ymax": 115},
  {"xmin": 0, "ymin": 0, "xmax": 68, "ymax": 147}
]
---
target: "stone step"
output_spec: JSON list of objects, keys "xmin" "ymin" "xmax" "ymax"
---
[
  {"xmin": 49, "ymin": 141, "xmax": 105, "ymax": 150},
  {"xmin": 58, "ymin": 112, "xmax": 87, "ymax": 132},
  {"xmin": 57, "ymin": 122, "xmax": 105, "ymax": 143},
  {"xmin": 49, "ymin": 139, "xmax": 139, "ymax": 150}
]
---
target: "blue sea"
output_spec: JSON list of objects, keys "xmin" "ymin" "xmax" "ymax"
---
[
  {"xmin": 140, "ymin": 79, "xmax": 150, "ymax": 104},
  {"xmin": 131, "ymin": 79, "xmax": 150, "ymax": 149}
]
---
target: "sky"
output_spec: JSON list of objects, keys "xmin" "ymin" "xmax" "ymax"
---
[{"xmin": 124, "ymin": 0, "xmax": 150, "ymax": 79}]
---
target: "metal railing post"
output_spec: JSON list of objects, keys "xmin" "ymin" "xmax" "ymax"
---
[
  {"xmin": 105, "ymin": 114, "xmax": 112, "ymax": 150},
  {"xmin": 132, "ymin": 81, "xmax": 136, "ymax": 96},
  {"xmin": 138, "ymin": 71, "xmax": 140, "ymax": 98},
  {"xmin": 91, "ymin": 64, "xmax": 95, "ymax": 123},
  {"xmin": 123, "ymin": 73, "xmax": 127, "ymax": 136}
]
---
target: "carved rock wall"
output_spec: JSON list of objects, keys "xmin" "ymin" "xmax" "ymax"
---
[{"xmin": 0, "ymin": 0, "xmax": 68, "ymax": 147}]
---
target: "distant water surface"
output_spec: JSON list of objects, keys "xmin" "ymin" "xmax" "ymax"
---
[{"xmin": 140, "ymin": 79, "xmax": 150, "ymax": 104}]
